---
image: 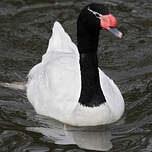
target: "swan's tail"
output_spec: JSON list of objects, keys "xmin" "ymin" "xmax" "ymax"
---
[{"xmin": 0, "ymin": 82, "xmax": 26, "ymax": 91}]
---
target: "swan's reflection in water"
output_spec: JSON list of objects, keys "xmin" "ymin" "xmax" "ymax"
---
[
  {"xmin": 27, "ymin": 116, "xmax": 112, "ymax": 151},
  {"xmin": 68, "ymin": 127, "xmax": 112, "ymax": 151}
]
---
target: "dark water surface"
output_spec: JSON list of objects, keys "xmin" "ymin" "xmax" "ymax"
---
[{"xmin": 0, "ymin": 0, "xmax": 152, "ymax": 151}]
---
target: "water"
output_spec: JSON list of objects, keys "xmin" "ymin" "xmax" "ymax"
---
[{"xmin": 0, "ymin": 0, "xmax": 152, "ymax": 151}]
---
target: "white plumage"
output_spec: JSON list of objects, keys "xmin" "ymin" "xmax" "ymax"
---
[{"xmin": 26, "ymin": 22, "xmax": 125, "ymax": 126}]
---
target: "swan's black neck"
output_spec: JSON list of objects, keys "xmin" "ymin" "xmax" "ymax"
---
[{"xmin": 77, "ymin": 22, "xmax": 106, "ymax": 107}]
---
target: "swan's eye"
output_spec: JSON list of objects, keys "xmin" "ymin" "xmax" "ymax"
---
[
  {"xmin": 94, "ymin": 12, "xmax": 102, "ymax": 19},
  {"xmin": 88, "ymin": 7, "xmax": 102, "ymax": 19}
]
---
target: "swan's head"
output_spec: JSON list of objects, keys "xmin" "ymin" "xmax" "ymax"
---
[{"xmin": 78, "ymin": 3, "xmax": 122, "ymax": 38}]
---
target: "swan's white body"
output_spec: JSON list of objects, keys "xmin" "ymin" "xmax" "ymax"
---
[{"xmin": 26, "ymin": 22, "xmax": 124, "ymax": 126}]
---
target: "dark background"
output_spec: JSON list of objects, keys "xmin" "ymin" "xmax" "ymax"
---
[{"xmin": 0, "ymin": 0, "xmax": 152, "ymax": 151}]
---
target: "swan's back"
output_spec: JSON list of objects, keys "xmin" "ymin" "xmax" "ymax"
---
[{"xmin": 27, "ymin": 22, "xmax": 81, "ymax": 123}]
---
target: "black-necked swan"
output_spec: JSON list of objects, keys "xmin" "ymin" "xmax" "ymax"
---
[{"xmin": 26, "ymin": 3, "xmax": 124, "ymax": 126}]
